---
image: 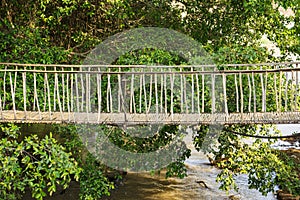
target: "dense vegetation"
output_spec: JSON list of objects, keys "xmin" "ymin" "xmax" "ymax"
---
[{"xmin": 0, "ymin": 0, "xmax": 299, "ymax": 199}]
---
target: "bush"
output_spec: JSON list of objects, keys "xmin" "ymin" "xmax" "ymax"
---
[{"xmin": 0, "ymin": 123, "xmax": 81, "ymax": 200}]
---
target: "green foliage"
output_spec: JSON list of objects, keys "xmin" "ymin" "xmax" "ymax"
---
[
  {"xmin": 0, "ymin": 124, "xmax": 81, "ymax": 200},
  {"xmin": 99, "ymin": 124, "xmax": 191, "ymax": 178},
  {"xmin": 2, "ymin": 0, "xmax": 298, "ymax": 56},
  {"xmin": 276, "ymin": 151, "xmax": 300, "ymax": 195},
  {"xmin": 116, "ymin": 48, "xmax": 187, "ymax": 66},
  {"xmin": 215, "ymin": 135, "xmax": 300, "ymax": 196},
  {"xmin": 166, "ymin": 160, "xmax": 189, "ymax": 179},
  {"xmin": 0, "ymin": 22, "xmax": 70, "ymax": 64},
  {"xmin": 194, "ymin": 123, "xmax": 300, "ymax": 196},
  {"xmin": 79, "ymin": 154, "xmax": 115, "ymax": 200},
  {"xmin": 213, "ymin": 44, "xmax": 270, "ymax": 64},
  {"xmin": 0, "ymin": 0, "xmax": 299, "ymax": 197},
  {"xmin": 53, "ymin": 125, "xmax": 115, "ymax": 200}
]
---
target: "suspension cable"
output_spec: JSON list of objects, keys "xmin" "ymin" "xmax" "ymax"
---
[{"xmin": 223, "ymin": 128, "xmax": 300, "ymax": 139}]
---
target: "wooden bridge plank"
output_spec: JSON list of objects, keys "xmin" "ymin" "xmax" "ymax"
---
[{"xmin": 1, "ymin": 111, "xmax": 300, "ymax": 125}]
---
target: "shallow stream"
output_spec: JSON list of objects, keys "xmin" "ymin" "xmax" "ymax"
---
[
  {"xmin": 101, "ymin": 148, "xmax": 276, "ymax": 200},
  {"xmin": 24, "ymin": 124, "xmax": 300, "ymax": 200}
]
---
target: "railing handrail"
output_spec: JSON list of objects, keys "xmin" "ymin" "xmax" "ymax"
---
[{"xmin": 0, "ymin": 61, "xmax": 299, "ymax": 69}]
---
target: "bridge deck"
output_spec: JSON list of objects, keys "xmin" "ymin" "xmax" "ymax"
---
[{"xmin": 1, "ymin": 110, "xmax": 300, "ymax": 125}]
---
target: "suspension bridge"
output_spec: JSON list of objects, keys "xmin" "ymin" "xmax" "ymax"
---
[{"xmin": 0, "ymin": 62, "xmax": 300, "ymax": 125}]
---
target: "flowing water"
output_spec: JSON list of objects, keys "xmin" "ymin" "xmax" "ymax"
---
[
  {"xmin": 101, "ymin": 139, "xmax": 277, "ymax": 200},
  {"xmin": 24, "ymin": 124, "xmax": 300, "ymax": 200},
  {"xmin": 22, "ymin": 147, "xmax": 278, "ymax": 200},
  {"xmin": 101, "ymin": 154, "xmax": 276, "ymax": 200},
  {"xmin": 102, "ymin": 125, "xmax": 300, "ymax": 200},
  {"xmin": 22, "ymin": 150, "xmax": 277, "ymax": 200}
]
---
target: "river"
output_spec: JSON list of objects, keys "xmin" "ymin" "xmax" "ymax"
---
[
  {"xmin": 100, "ymin": 153, "xmax": 277, "ymax": 200},
  {"xmin": 101, "ymin": 135, "xmax": 277, "ymax": 200},
  {"xmin": 24, "ymin": 124, "xmax": 300, "ymax": 200}
]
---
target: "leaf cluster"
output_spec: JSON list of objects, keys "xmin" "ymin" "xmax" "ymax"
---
[{"xmin": 0, "ymin": 124, "xmax": 81, "ymax": 200}]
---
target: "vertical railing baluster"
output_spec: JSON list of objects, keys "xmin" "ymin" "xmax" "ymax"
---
[
  {"xmin": 285, "ymin": 72, "xmax": 288, "ymax": 112},
  {"xmin": 279, "ymin": 71, "xmax": 282, "ymax": 112},
  {"xmin": 160, "ymin": 68, "xmax": 163, "ymax": 113},
  {"xmin": 222, "ymin": 73, "xmax": 228, "ymax": 116},
  {"xmin": 260, "ymin": 68, "xmax": 265, "ymax": 112},
  {"xmin": 55, "ymin": 67, "xmax": 63, "ymax": 119},
  {"xmin": 75, "ymin": 72, "xmax": 79, "ymax": 113},
  {"xmin": 45, "ymin": 67, "xmax": 51, "ymax": 119},
  {"xmin": 296, "ymin": 69, "xmax": 299, "ymax": 111},
  {"xmin": 0, "ymin": 66, "xmax": 2, "ymax": 118},
  {"xmin": 86, "ymin": 67, "xmax": 90, "ymax": 122},
  {"xmin": 80, "ymin": 68, "xmax": 84, "ymax": 112},
  {"xmin": 184, "ymin": 73, "xmax": 188, "ymax": 113},
  {"xmin": 140, "ymin": 72, "xmax": 143, "ymax": 113},
  {"xmin": 97, "ymin": 68, "xmax": 102, "ymax": 122},
  {"xmin": 202, "ymin": 66, "xmax": 205, "ymax": 113},
  {"xmin": 14, "ymin": 67, "xmax": 18, "ymax": 118},
  {"xmin": 62, "ymin": 68, "xmax": 65, "ymax": 111},
  {"xmin": 33, "ymin": 68, "xmax": 36, "ymax": 111},
  {"xmin": 106, "ymin": 68, "xmax": 111, "ymax": 112},
  {"xmin": 33, "ymin": 67, "xmax": 41, "ymax": 119},
  {"xmin": 211, "ymin": 67, "xmax": 216, "ymax": 114},
  {"xmin": 164, "ymin": 73, "xmax": 168, "ymax": 114},
  {"xmin": 147, "ymin": 68, "xmax": 153, "ymax": 113},
  {"xmin": 155, "ymin": 72, "xmax": 158, "ymax": 115},
  {"xmin": 54, "ymin": 67, "xmax": 57, "ymax": 111},
  {"xmin": 252, "ymin": 72, "xmax": 256, "ymax": 113},
  {"xmin": 22, "ymin": 67, "xmax": 27, "ymax": 119},
  {"xmin": 196, "ymin": 73, "xmax": 200, "ymax": 115},
  {"xmin": 292, "ymin": 70, "xmax": 296, "ymax": 111},
  {"xmin": 2, "ymin": 66, "xmax": 7, "ymax": 110},
  {"xmin": 143, "ymin": 70, "xmax": 148, "ymax": 113},
  {"xmin": 234, "ymin": 73, "xmax": 239, "ymax": 112},
  {"xmin": 180, "ymin": 67, "xmax": 183, "ymax": 112},
  {"xmin": 274, "ymin": 70, "xmax": 278, "ymax": 111},
  {"xmin": 70, "ymin": 67, "xmax": 74, "ymax": 113},
  {"xmin": 118, "ymin": 67, "xmax": 122, "ymax": 112},
  {"xmin": 247, "ymin": 69, "xmax": 252, "ymax": 112},
  {"xmin": 170, "ymin": 69, "xmax": 174, "ymax": 117},
  {"xmin": 191, "ymin": 67, "xmax": 194, "ymax": 113},
  {"xmin": 130, "ymin": 68, "xmax": 136, "ymax": 113},
  {"xmin": 239, "ymin": 72, "xmax": 243, "ymax": 113},
  {"xmin": 66, "ymin": 71, "xmax": 70, "ymax": 121},
  {"xmin": 9, "ymin": 70, "xmax": 16, "ymax": 119},
  {"xmin": 265, "ymin": 71, "xmax": 268, "ymax": 112},
  {"xmin": 43, "ymin": 67, "xmax": 47, "ymax": 112}
]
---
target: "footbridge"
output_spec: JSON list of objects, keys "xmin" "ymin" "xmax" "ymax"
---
[{"xmin": 0, "ymin": 62, "xmax": 300, "ymax": 125}]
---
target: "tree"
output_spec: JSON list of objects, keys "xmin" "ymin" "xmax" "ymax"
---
[
  {"xmin": 0, "ymin": 0, "xmax": 299, "ymax": 198},
  {"xmin": 0, "ymin": 124, "xmax": 81, "ymax": 200}
]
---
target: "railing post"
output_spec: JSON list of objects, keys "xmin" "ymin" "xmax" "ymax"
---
[
  {"xmin": 97, "ymin": 68, "xmax": 102, "ymax": 122},
  {"xmin": 201, "ymin": 66, "xmax": 205, "ymax": 113},
  {"xmin": 252, "ymin": 72, "xmax": 256, "ymax": 113},
  {"xmin": 22, "ymin": 67, "xmax": 27, "ymax": 119},
  {"xmin": 33, "ymin": 67, "xmax": 41, "ymax": 119},
  {"xmin": 222, "ymin": 73, "xmax": 228, "ymax": 116},
  {"xmin": 279, "ymin": 70, "xmax": 282, "ymax": 112},
  {"xmin": 211, "ymin": 67, "xmax": 216, "ymax": 114},
  {"xmin": 260, "ymin": 66, "xmax": 265, "ymax": 112},
  {"xmin": 239, "ymin": 72, "xmax": 244, "ymax": 113},
  {"xmin": 9, "ymin": 69, "xmax": 17, "ymax": 119},
  {"xmin": 235, "ymin": 73, "xmax": 239, "ymax": 112}
]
